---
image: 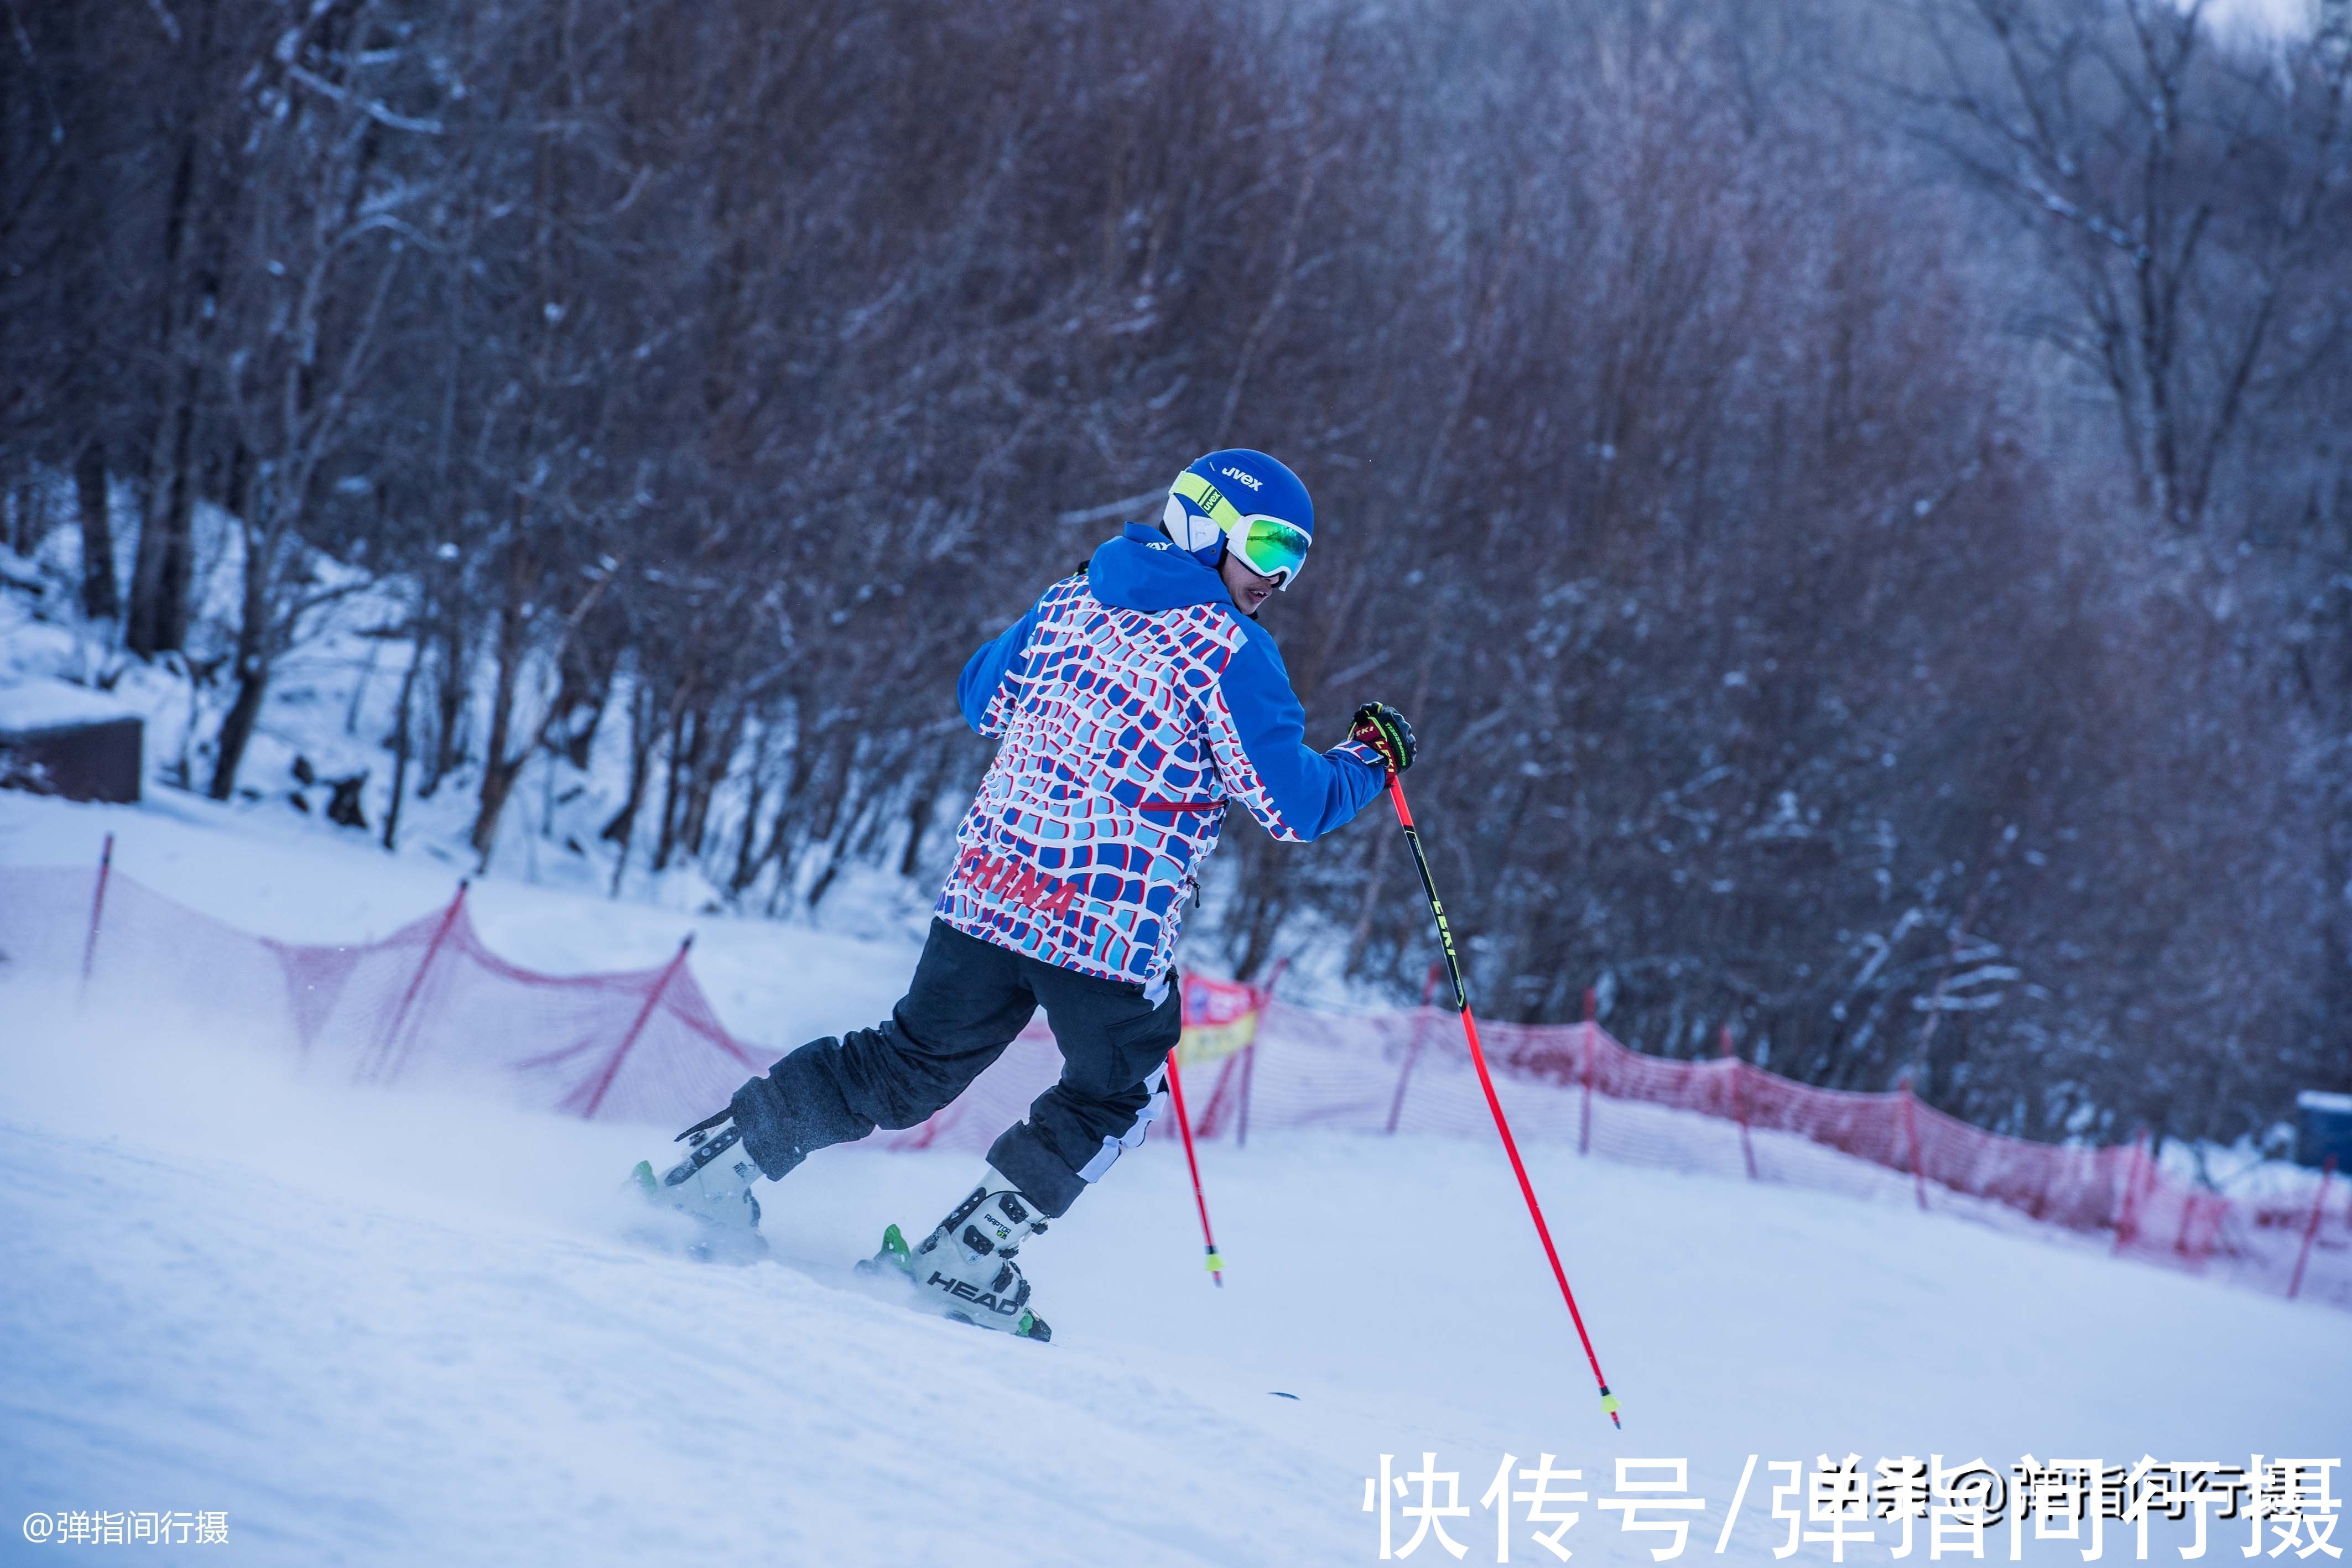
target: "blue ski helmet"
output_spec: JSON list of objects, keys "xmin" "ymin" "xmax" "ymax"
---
[{"xmin": 1161, "ymin": 449, "xmax": 1315, "ymax": 589}]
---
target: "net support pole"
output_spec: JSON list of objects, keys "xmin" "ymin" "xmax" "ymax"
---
[
  {"xmin": 1578, "ymin": 987, "xmax": 1596, "ymax": 1157},
  {"xmin": 1384, "ymin": 962, "xmax": 1444, "ymax": 1137},
  {"xmin": 1194, "ymin": 1053, "xmax": 1239, "ymax": 1138},
  {"xmin": 1898, "ymin": 1075, "xmax": 1930, "ymax": 1212},
  {"xmin": 1235, "ymin": 1043, "xmax": 1256, "ymax": 1149},
  {"xmin": 1724, "ymin": 1025, "xmax": 1757, "ymax": 1181},
  {"xmin": 76, "ymin": 831, "xmax": 115, "ymax": 1008},
  {"xmin": 1236, "ymin": 958, "xmax": 1282, "ymax": 1150},
  {"xmin": 2112, "ymin": 1130, "xmax": 2149, "ymax": 1253},
  {"xmin": 364, "ymin": 879, "xmax": 469, "ymax": 1083},
  {"xmin": 581, "ymin": 934, "xmax": 694, "ymax": 1119}
]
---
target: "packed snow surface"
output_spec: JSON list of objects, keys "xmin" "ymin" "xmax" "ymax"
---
[
  {"xmin": 0, "ymin": 678, "xmax": 134, "ymax": 735},
  {"xmin": 2, "ymin": 793, "xmax": 2345, "ymax": 1567}
]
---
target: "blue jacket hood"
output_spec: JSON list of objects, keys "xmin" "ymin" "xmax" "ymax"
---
[{"xmin": 1087, "ymin": 523, "xmax": 1234, "ymax": 613}]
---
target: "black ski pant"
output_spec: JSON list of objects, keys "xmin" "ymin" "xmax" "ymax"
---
[{"xmin": 727, "ymin": 919, "xmax": 1182, "ymax": 1217}]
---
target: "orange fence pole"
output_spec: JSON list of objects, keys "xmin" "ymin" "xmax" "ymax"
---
[
  {"xmin": 2112, "ymin": 1130, "xmax": 2150, "ymax": 1253},
  {"xmin": 76, "ymin": 831, "xmax": 114, "ymax": 1006},
  {"xmin": 1236, "ymin": 957, "xmax": 1284, "ymax": 1149},
  {"xmin": 1578, "ymin": 987, "xmax": 1596, "ymax": 1157},
  {"xmin": 1724, "ymin": 1025, "xmax": 1757, "ymax": 1181},
  {"xmin": 361, "ymin": 879, "xmax": 469, "ymax": 1083},
  {"xmin": 581, "ymin": 935, "xmax": 694, "ymax": 1118},
  {"xmin": 1383, "ymin": 961, "xmax": 1445, "ymax": 1136},
  {"xmin": 1898, "ymin": 1076, "xmax": 1930, "ymax": 1213}
]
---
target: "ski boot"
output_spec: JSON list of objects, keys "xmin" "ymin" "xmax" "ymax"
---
[
  {"xmin": 631, "ymin": 1108, "xmax": 767, "ymax": 1262},
  {"xmin": 858, "ymin": 1169, "xmax": 1052, "ymax": 1341}
]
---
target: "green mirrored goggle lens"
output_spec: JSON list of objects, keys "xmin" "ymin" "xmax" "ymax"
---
[{"xmin": 1234, "ymin": 515, "xmax": 1311, "ymax": 588}]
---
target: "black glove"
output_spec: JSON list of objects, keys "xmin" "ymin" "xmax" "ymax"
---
[{"xmin": 1350, "ymin": 702, "xmax": 1416, "ymax": 773}]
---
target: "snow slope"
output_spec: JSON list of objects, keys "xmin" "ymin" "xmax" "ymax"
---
[{"xmin": 3, "ymin": 792, "xmax": 2347, "ymax": 1567}]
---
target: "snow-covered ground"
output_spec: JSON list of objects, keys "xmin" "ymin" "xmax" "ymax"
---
[{"xmin": 2, "ymin": 788, "xmax": 2345, "ymax": 1567}]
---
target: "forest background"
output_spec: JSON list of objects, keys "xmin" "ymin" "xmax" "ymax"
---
[{"xmin": 4, "ymin": 0, "xmax": 2350, "ymax": 1158}]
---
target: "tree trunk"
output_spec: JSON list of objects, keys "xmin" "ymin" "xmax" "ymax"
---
[
  {"xmin": 382, "ymin": 627, "xmax": 422, "ymax": 851},
  {"xmin": 601, "ymin": 679, "xmax": 658, "ymax": 841},
  {"xmin": 726, "ymin": 720, "xmax": 784, "ymax": 895},
  {"xmin": 126, "ymin": 381, "xmax": 197, "ymax": 658},
  {"xmin": 804, "ymin": 800, "xmax": 870, "ymax": 911},
  {"xmin": 343, "ymin": 634, "xmax": 381, "ymax": 735},
  {"xmin": 898, "ymin": 748, "xmax": 948, "ymax": 878},
  {"xmin": 678, "ymin": 701, "xmax": 745, "ymax": 862},
  {"xmin": 548, "ymin": 607, "xmax": 622, "ymax": 769},
  {"xmin": 210, "ymin": 663, "xmax": 269, "ymax": 800},
  {"xmin": 467, "ymin": 594, "xmax": 530, "ymax": 867},
  {"xmin": 651, "ymin": 701, "xmax": 698, "ymax": 873},
  {"xmin": 207, "ymin": 523, "xmax": 273, "ymax": 800},
  {"xmin": 74, "ymin": 444, "xmax": 119, "ymax": 619},
  {"xmin": 743, "ymin": 713, "xmax": 811, "ymax": 903},
  {"xmin": 730, "ymin": 769, "xmax": 769, "ymax": 894},
  {"xmin": 419, "ymin": 595, "xmax": 469, "ymax": 798},
  {"xmin": 601, "ymin": 680, "xmax": 669, "ymax": 897},
  {"xmin": 8, "ymin": 477, "xmax": 43, "ymax": 556}
]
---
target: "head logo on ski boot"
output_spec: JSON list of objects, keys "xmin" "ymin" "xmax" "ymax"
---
[{"xmin": 876, "ymin": 1174, "xmax": 1053, "ymax": 1341}]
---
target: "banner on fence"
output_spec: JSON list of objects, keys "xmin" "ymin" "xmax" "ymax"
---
[{"xmin": 1175, "ymin": 973, "xmax": 1263, "ymax": 1067}]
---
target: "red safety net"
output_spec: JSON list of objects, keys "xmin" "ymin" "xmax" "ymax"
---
[{"xmin": 3, "ymin": 857, "xmax": 2343, "ymax": 1311}]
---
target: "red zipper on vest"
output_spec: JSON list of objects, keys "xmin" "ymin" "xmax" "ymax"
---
[{"xmin": 1138, "ymin": 799, "xmax": 1220, "ymax": 813}]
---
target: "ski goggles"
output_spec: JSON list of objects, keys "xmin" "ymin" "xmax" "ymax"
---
[{"xmin": 1169, "ymin": 471, "xmax": 1312, "ymax": 589}]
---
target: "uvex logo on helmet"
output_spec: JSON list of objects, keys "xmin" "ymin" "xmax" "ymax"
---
[{"xmin": 1162, "ymin": 448, "xmax": 1316, "ymax": 590}]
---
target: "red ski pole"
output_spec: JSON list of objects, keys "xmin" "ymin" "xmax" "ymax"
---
[
  {"xmin": 1383, "ymin": 770, "xmax": 1622, "ymax": 1429},
  {"xmin": 1162, "ymin": 1045, "xmax": 1225, "ymax": 1286}
]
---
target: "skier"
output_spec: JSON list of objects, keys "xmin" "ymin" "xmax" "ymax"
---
[{"xmin": 637, "ymin": 448, "xmax": 1416, "ymax": 1338}]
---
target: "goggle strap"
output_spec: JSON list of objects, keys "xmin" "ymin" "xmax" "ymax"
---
[{"xmin": 1170, "ymin": 470, "xmax": 1244, "ymax": 528}]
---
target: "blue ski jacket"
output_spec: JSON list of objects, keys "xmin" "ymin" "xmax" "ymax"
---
[{"xmin": 935, "ymin": 523, "xmax": 1387, "ymax": 986}]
